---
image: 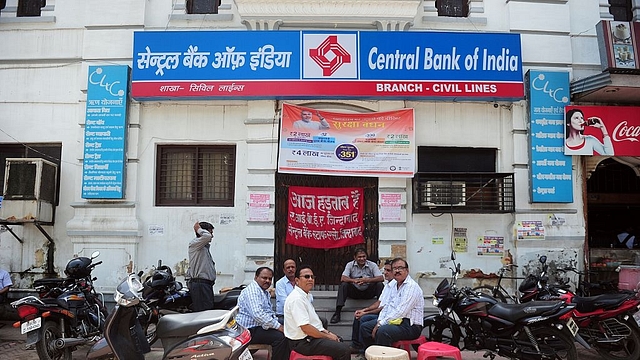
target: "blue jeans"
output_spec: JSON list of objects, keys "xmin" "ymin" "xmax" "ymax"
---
[
  {"xmin": 360, "ymin": 317, "xmax": 423, "ymax": 347},
  {"xmin": 351, "ymin": 314, "xmax": 378, "ymax": 348}
]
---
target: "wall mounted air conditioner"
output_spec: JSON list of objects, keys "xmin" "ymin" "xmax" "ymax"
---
[
  {"xmin": 1, "ymin": 158, "xmax": 58, "ymax": 223},
  {"xmin": 421, "ymin": 181, "xmax": 466, "ymax": 207}
]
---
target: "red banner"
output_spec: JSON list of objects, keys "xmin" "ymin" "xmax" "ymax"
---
[
  {"xmin": 564, "ymin": 105, "xmax": 640, "ymax": 156},
  {"xmin": 286, "ymin": 186, "xmax": 364, "ymax": 249}
]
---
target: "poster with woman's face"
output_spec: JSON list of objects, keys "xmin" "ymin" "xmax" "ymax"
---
[{"xmin": 564, "ymin": 105, "xmax": 640, "ymax": 156}]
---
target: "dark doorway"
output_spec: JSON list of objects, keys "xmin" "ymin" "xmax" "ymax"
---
[{"xmin": 274, "ymin": 172, "xmax": 379, "ymax": 290}]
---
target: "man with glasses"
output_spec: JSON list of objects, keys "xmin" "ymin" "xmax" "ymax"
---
[
  {"xmin": 349, "ymin": 259, "xmax": 394, "ymax": 353},
  {"xmin": 330, "ymin": 247, "xmax": 384, "ymax": 324},
  {"xmin": 359, "ymin": 258, "xmax": 424, "ymax": 350},
  {"xmin": 284, "ymin": 265, "xmax": 351, "ymax": 360}
]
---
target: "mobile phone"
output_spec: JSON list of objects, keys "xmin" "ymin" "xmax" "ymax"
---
[{"xmin": 587, "ymin": 117, "xmax": 598, "ymax": 126}]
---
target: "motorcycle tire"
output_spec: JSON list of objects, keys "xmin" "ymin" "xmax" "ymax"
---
[
  {"xmin": 422, "ymin": 315, "xmax": 461, "ymax": 348},
  {"xmin": 517, "ymin": 326, "xmax": 577, "ymax": 360},
  {"xmin": 36, "ymin": 320, "xmax": 73, "ymax": 360},
  {"xmin": 594, "ymin": 321, "xmax": 640, "ymax": 360}
]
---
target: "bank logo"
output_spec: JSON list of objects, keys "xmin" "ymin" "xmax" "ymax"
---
[{"xmin": 303, "ymin": 33, "xmax": 357, "ymax": 79}]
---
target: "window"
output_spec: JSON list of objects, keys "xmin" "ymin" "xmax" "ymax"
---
[
  {"xmin": 186, "ymin": 0, "xmax": 220, "ymax": 14},
  {"xmin": 0, "ymin": 143, "xmax": 61, "ymax": 205},
  {"xmin": 413, "ymin": 147, "xmax": 514, "ymax": 213},
  {"xmin": 17, "ymin": 0, "xmax": 46, "ymax": 17},
  {"xmin": 436, "ymin": 0, "xmax": 469, "ymax": 18},
  {"xmin": 609, "ymin": 0, "xmax": 633, "ymax": 21},
  {"xmin": 156, "ymin": 145, "xmax": 235, "ymax": 206}
]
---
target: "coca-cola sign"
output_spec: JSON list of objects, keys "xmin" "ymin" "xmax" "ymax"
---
[{"xmin": 564, "ymin": 105, "xmax": 640, "ymax": 156}]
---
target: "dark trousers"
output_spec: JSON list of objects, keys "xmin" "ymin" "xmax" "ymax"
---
[
  {"xmin": 351, "ymin": 314, "xmax": 378, "ymax": 348},
  {"xmin": 289, "ymin": 337, "xmax": 351, "ymax": 360},
  {"xmin": 249, "ymin": 327, "xmax": 289, "ymax": 360},
  {"xmin": 336, "ymin": 282, "xmax": 384, "ymax": 308},
  {"xmin": 189, "ymin": 280, "xmax": 214, "ymax": 312},
  {"xmin": 360, "ymin": 317, "xmax": 423, "ymax": 347}
]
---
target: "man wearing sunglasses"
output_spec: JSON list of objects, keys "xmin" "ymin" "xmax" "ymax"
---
[
  {"xmin": 284, "ymin": 265, "xmax": 351, "ymax": 360},
  {"xmin": 359, "ymin": 258, "xmax": 424, "ymax": 350}
]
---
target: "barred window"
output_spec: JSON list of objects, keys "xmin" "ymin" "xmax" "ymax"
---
[
  {"xmin": 436, "ymin": 0, "xmax": 469, "ymax": 18},
  {"xmin": 156, "ymin": 145, "xmax": 235, "ymax": 206},
  {"xmin": 186, "ymin": 0, "xmax": 220, "ymax": 14}
]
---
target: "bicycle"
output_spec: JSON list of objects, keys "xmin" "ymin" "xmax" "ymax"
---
[{"xmin": 471, "ymin": 263, "xmax": 520, "ymax": 303}]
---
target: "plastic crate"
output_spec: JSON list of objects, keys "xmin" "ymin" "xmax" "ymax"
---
[{"xmin": 618, "ymin": 265, "xmax": 640, "ymax": 291}]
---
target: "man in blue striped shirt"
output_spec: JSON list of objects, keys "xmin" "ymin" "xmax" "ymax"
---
[{"xmin": 237, "ymin": 267, "xmax": 289, "ymax": 360}]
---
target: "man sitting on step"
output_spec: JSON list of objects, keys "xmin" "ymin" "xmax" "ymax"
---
[{"xmin": 330, "ymin": 247, "xmax": 384, "ymax": 324}]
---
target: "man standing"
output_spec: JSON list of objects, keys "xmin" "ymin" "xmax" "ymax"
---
[
  {"xmin": 275, "ymin": 258, "xmax": 298, "ymax": 323},
  {"xmin": 360, "ymin": 258, "xmax": 423, "ymax": 348},
  {"xmin": 350, "ymin": 259, "xmax": 394, "ymax": 352},
  {"xmin": 0, "ymin": 267, "xmax": 12, "ymax": 303},
  {"xmin": 185, "ymin": 221, "xmax": 216, "ymax": 311},
  {"xmin": 293, "ymin": 109, "xmax": 330, "ymax": 130},
  {"xmin": 237, "ymin": 267, "xmax": 289, "ymax": 360},
  {"xmin": 284, "ymin": 265, "xmax": 351, "ymax": 360},
  {"xmin": 331, "ymin": 248, "xmax": 384, "ymax": 324}
]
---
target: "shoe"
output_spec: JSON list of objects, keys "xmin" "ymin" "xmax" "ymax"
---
[
  {"xmin": 353, "ymin": 353, "xmax": 366, "ymax": 360},
  {"xmin": 330, "ymin": 312, "xmax": 341, "ymax": 324}
]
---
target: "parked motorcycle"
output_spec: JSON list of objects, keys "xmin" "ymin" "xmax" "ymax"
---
[
  {"xmin": 140, "ymin": 263, "xmax": 245, "ymax": 345},
  {"xmin": 424, "ymin": 251, "xmax": 579, "ymax": 360},
  {"xmin": 518, "ymin": 255, "xmax": 640, "ymax": 360},
  {"xmin": 86, "ymin": 272, "xmax": 252, "ymax": 360},
  {"xmin": 11, "ymin": 251, "xmax": 108, "ymax": 360}
]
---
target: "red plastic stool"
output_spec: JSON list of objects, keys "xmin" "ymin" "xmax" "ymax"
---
[
  {"xmin": 289, "ymin": 350, "xmax": 333, "ymax": 360},
  {"xmin": 392, "ymin": 336, "xmax": 427, "ymax": 355},
  {"xmin": 417, "ymin": 342, "xmax": 462, "ymax": 360}
]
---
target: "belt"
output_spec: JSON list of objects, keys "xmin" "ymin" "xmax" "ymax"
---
[{"xmin": 189, "ymin": 278, "xmax": 214, "ymax": 286}]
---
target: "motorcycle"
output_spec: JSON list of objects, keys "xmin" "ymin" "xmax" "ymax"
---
[
  {"xmin": 11, "ymin": 251, "xmax": 108, "ymax": 360},
  {"xmin": 518, "ymin": 255, "xmax": 640, "ymax": 360},
  {"xmin": 86, "ymin": 272, "xmax": 253, "ymax": 360},
  {"xmin": 139, "ymin": 263, "xmax": 245, "ymax": 345},
  {"xmin": 423, "ymin": 251, "xmax": 579, "ymax": 360}
]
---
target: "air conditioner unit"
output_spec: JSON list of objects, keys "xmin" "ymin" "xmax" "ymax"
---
[
  {"xmin": 420, "ymin": 181, "xmax": 466, "ymax": 207},
  {"xmin": 1, "ymin": 158, "xmax": 58, "ymax": 223}
]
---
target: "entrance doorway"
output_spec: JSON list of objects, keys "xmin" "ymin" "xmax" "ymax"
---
[{"xmin": 274, "ymin": 172, "xmax": 379, "ymax": 290}]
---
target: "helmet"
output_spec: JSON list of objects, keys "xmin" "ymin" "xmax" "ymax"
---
[
  {"xmin": 65, "ymin": 257, "xmax": 93, "ymax": 279},
  {"xmin": 150, "ymin": 266, "xmax": 174, "ymax": 289}
]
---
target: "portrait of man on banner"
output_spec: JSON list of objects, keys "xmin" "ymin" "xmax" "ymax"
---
[{"xmin": 286, "ymin": 186, "xmax": 365, "ymax": 249}]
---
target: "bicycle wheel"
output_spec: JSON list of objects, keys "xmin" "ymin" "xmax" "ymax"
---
[{"xmin": 472, "ymin": 285, "xmax": 507, "ymax": 303}]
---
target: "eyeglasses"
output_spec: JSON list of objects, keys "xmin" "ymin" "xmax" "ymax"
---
[
  {"xmin": 300, "ymin": 274, "xmax": 316, "ymax": 280},
  {"xmin": 392, "ymin": 266, "xmax": 407, "ymax": 271}
]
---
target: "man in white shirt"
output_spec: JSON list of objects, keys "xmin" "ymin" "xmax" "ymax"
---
[{"xmin": 284, "ymin": 265, "xmax": 350, "ymax": 360}]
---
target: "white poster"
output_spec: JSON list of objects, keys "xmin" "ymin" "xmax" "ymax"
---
[
  {"xmin": 379, "ymin": 193, "xmax": 401, "ymax": 222},
  {"xmin": 248, "ymin": 193, "xmax": 271, "ymax": 221}
]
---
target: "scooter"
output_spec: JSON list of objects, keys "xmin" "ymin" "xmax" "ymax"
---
[{"xmin": 86, "ymin": 273, "xmax": 253, "ymax": 360}]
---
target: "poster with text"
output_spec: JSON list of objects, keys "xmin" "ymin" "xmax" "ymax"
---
[{"xmin": 477, "ymin": 236, "xmax": 504, "ymax": 256}]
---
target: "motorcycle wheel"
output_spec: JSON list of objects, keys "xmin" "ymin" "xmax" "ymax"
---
[
  {"xmin": 35, "ymin": 320, "xmax": 72, "ymax": 360},
  {"xmin": 422, "ymin": 315, "xmax": 461, "ymax": 348},
  {"xmin": 594, "ymin": 323, "xmax": 640, "ymax": 360},
  {"xmin": 517, "ymin": 326, "xmax": 577, "ymax": 360},
  {"xmin": 145, "ymin": 318, "xmax": 159, "ymax": 345}
]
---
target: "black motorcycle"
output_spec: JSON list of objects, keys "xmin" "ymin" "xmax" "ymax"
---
[
  {"xmin": 11, "ymin": 251, "xmax": 108, "ymax": 360},
  {"xmin": 140, "ymin": 263, "xmax": 245, "ymax": 345},
  {"xmin": 423, "ymin": 251, "xmax": 579, "ymax": 360},
  {"xmin": 86, "ymin": 273, "xmax": 252, "ymax": 360}
]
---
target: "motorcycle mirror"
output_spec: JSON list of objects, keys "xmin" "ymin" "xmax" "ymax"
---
[
  {"xmin": 456, "ymin": 263, "xmax": 461, "ymax": 273},
  {"xmin": 91, "ymin": 250, "xmax": 100, "ymax": 259},
  {"xmin": 451, "ymin": 251, "xmax": 456, "ymax": 261},
  {"xmin": 539, "ymin": 255, "xmax": 547, "ymax": 263}
]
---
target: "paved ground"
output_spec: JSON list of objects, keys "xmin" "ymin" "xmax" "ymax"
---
[{"xmin": 0, "ymin": 320, "xmax": 604, "ymax": 360}]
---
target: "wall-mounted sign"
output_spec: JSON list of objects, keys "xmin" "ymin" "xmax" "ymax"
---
[
  {"xmin": 527, "ymin": 70, "xmax": 573, "ymax": 203},
  {"xmin": 131, "ymin": 30, "xmax": 523, "ymax": 100},
  {"xmin": 564, "ymin": 105, "xmax": 640, "ymax": 156},
  {"xmin": 82, "ymin": 65, "xmax": 129, "ymax": 199},
  {"xmin": 596, "ymin": 21, "xmax": 640, "ymax": 72}
]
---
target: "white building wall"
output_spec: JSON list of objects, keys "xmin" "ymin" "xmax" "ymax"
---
[{"xmin": 0, "ymin": 0, "xmax": 615, "ymax": 294}]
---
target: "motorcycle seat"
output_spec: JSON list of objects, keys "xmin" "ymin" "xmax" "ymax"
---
[
  {"xmin": 571, "ymin": 293, "xmax": 631, "ymax": 313},
  {"xmin": 156, "ymin": 309, "xmax": 230, "ymax": 338},
  {"xmin": 488, "ymin": 301, "xmax": 563, "ymax": 322}
]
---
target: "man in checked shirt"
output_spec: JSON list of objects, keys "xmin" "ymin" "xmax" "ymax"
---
[{"xmin": 236, "ymin": 267, "xmax": 290, "ymax": 360}]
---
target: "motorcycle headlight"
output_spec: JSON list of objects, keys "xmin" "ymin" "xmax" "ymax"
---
[{"xmin": 433, "ymin": 298, "xmax": 440, "ymax": 306}]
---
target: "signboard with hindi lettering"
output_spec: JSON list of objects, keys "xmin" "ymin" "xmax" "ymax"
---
[{"xmin": 132, "ymin": 30, "xmax": 523, "ymax": 100}]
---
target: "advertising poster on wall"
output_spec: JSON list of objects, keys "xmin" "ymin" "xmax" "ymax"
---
[
  {"xmin": 286, "ymin": 186, "xmax": 364, "ymax": 249},
  {"xmin": 248, "ymin": 193, "xmax": 271, "ymax": 221},
  {"xmin": 379, "ymin": 193, "xmax": 402, "ymax": 222},
  {"xmin": 477, "ymin": 236, "xmax": 504, "ymax": 256},
  {"xmin": 516, "ymin": 220, "xmax": 545, "ymax": 240},
  {"xmin": 279, "ymin": 103, "xmax": 415, "ymax": 177},
  {"xmin": 564, "ymin": 105, "xmax": 640, "ymax": 156},
  {"xmin": 454, "ymin": 227, "xmax": 468, "ymax": 252}
]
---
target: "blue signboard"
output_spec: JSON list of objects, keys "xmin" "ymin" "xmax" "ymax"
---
[
  {"xmin": 131, "ymin": 30, "xmax": 523, "ymax": 100},
  {"xmin": 82, "ymin": 65, "xmax": 129, "ymax": 199},
  {"xmin": 528, "ymin": 70, "xmax": 573, "ymax": 202}
]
